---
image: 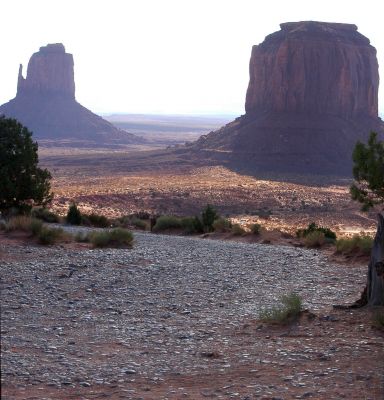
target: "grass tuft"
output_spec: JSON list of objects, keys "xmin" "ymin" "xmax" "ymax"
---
[
  {"xmin": 259, "ymin": 292, "xmax": 303, "ymax": 325},
  {"xmin": 336, "ymin": 234, "xmax": 373, "ymax": 256},
  {"xmin": 90, "ymin": 228, "xmax": 133, "ymax": 248}
]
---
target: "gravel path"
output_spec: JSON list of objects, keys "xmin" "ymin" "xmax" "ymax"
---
[{"xmin": 1, "ymin": 231, "xmax": 369, "ymax": 398}]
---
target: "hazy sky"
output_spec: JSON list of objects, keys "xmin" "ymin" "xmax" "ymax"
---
[{"xmin": 1, "ymin": 0, "xmax": 384, "ymax": 115}]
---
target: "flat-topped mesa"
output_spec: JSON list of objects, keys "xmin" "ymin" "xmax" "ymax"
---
[
  {"xmin": 17, "ymin": 43, "xmax": 75, "ymax": 99},
  {"xmin": 245, "ymin": 21, "xmax": 379, "ymax": 118}
]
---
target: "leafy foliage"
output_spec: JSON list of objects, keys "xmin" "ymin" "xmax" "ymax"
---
[
  {"xmin": 0, "ymin": 116, "xmax": 52, "ymax": 212},
  {"xmin": 201, "ymin": 204, "xmax": 219, "ymax": 232},
  {"xmin": 296, "ymin": 222, "xmax": 336, "ymax": 241},
  {"xmin": 66, "ymin": 203, "xmax": 82, "ymax": 225},
  {"xmin": 259, "ymin": 293, "xmax": 303, "ymax": 325},
  {"xmin": 350, "ymin": 132, "xmax": 384, "ymax": 211}
]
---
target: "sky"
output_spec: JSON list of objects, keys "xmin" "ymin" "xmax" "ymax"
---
[{"xmin": 1, "ymin": 0, "xmax": 384, "ymax": 116}]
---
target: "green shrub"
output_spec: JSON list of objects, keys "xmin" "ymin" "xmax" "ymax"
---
[
  {"xmin": 37, "ymin": 227, "xmax": 67, "ymax": 245},
  {"xmin": 86, "ymin": 213, "xmax": 110, "ymax": 228},
  {"xmin": 249, "ymin": 223, "xmax": 261, "ymax": 235},
  {"xmin": 212, "ymin": 217, "xmax": 232, "ymax": 233},
  {"xmin": 296, "ymin": 222, "xmax": 336, "ymax": 241},
  {"xmin": 30, "ymin": 219, "xmax": 43, "ymax": 236},
  {"xmin": 259, "ymin": 293, "xmax": 303, "ymax": 325},
  {"xmin": 90, "ymin": 228, "xmax": 133, "ymax": 248},
  {"xmin": 153, "ymin": 216, "xmax": 182, "ymax": 231},
  {"xmin": 179, "ymin": 216, "xmax": 203, "ymax": 234},
  {"xmin": 5, "ymin": 216, "xmax": 41, "ymax": 233},
  {"xmin": 75, "ymin": 231, "xmax": 90, "ymax": 243},
  {"xmin": 131, "ymin": 217, "xmax": 147, "ymax": 230},
  {"xmin": 201, "ymin": 204, "xmax": 219, "ymax": 232},
  {"xmin": 66, "ymin": 203, "xmax": 82, "ymax": 225},
  {"xmin": 336, "ymin": 234, "xmax": 373, "ymax": 256},
  {"xmin": 231, "ymin": 223, "xmax": 245, "ymax": 236},
  {"xmin": 31, "ymin": 207, "xmax": 60, "ymax": 223},
  {"xmin": 303, "ymin": 231, "xmax": 326, "ymax": 248}
]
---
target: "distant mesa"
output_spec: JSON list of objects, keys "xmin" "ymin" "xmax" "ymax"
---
[
  {"xmin": 192, "ymin": 21, "xmax": 384, "ymax": 175},
  {"xmin": 0, "ymin": 43, "xmax": 143, "ymax": 146}
]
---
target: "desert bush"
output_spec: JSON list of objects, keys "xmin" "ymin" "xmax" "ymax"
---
[
  {"xmin": 152, "ymin": 216, "xmax": 182, "ymax": 232},
  {"xmin": 212, "ymin": 217, "xmax": 232, "ymax": 233},
  {"xmin": 90, "ymin": 228, "xmax": 133, "ymax": 248},
  {"xmin": 37, "ymin": 226, "xmax": 67, "ymax": 245},
  {"xmin": 130, "ymin": 217, "xmax": 147, "ymax": 230},
  {"xmin": 303, "ymin": 230, "xmax": 326, "ymax": 248},
  {"xmin": 259, "ymin": 292, "xmax": 303, "ymax": 324},
  {"xmin": 249, "ymin": 223, "xmax": 261, "ymax": 235},
  {"xmin": 75, "ymin": 231, "xmax": 90, "ymax": 243},
  {"xmin": 201, "ymin": 204, "xmax": 219, "ymax": 232},
  {"xmin": 66, "ymin": 203, "xmax": 82, "ymax": 225},
  {"xmin": 336, "ymin": 234, "xmax": 373, "ymax": 256},
  {"xmin": 86, "ymin": 213, "xmax": 110, "ymax": 228},
  {"xmin": 31, "ymin": 207, "xmax": 60, "ymax": 223},
  {"xmin": 180, "ymin": 216, "xmax": 203, "ymax": 234},
  {"xmin": 4, "ymin": 215, "xmax": 42, "ymax": 233},
  {"xmin": 296, "ymin": 222, "xmax": 336, "ymax": 241},
  {"xmin": 231, "ymin": 223, "xmax": 246, "ymax": 236}
]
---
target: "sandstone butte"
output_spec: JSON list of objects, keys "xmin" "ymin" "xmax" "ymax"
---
[
  {"xmin": 0, "ymin": 43, "xmax": 142, "ymax": 145},
  {"xmin": 190, "ymin": 21, "xmax": 384, "ymax": 175}
]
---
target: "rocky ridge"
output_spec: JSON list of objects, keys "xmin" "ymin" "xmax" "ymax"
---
[
  {"xmin": 192, "ymin": 21, "xmax": 384, "ymax": 175},
  {"xmin": 0, "ymin": 44, "xmax": 143, "ymax": 146}
]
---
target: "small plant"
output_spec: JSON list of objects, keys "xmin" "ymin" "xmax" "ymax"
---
[
  {"xmin": 296, "ymin": 222, "xmax": 336, "ymax": 242},
  {"xmin": 4, "ymin": 216, "xmax": 41, "ymax": 233},
  {"xmin": 336, "ymin": 234, "xmax": 373, "ymax": 256},
  {"xmin": 130, "ymin": 217, "xmax": 147, "ymax": 230},
  {"xmin": 212, "ymin": 217, "xmax": 232, "ymax": 233},
  {"xmin": 231, "ymin": 223, "xmax": 245, "ymax": 236},
  {"xmin": 152, "ymin": 216, "xmax": 182, "ymax": 232},
  {"xmin": 75, "ymin": 231, "xmax": 90, "ymax": 243},
  {"xmin": 37, "ymin": 226, "xmax": 67, "ymax": 245},
  {"xmin": 86, "ymin": 213, "xmax": 110, "ymax": 228},
  {"xmin": 259, "ymin": 292, "xmax": 303, "ymax": 325},
  {"xmin": 180, "ymin": 216, "xmax": 203, "ymax": 234},
  {"xmin": 303, "ymin": 230, "xmax": 326, "ymax": 248},
  {"xmin": 31, "ymin": 207, "xmax": 60, "ymax": 223},
  {"xmin": 66, "ymin": 203, "xmax": 82, "ymax": 225},
  {"xmin": 90, "ymin": 228, "xmax": 133, "ymax": 248},
  {"xmin": 201, "ymin": 204, "xmax": 219, "ymax": 232},
  {"xmin": 249, "ymin": 223, "xmax": 261, "ymax": 235}
]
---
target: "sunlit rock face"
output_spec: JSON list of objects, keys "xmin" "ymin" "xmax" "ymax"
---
[
  {"xmin": 0, "ymin": 44, "xmax": 142, "ymax": 145},
  {"xmin": 193, "ymin": 22, "xmax": 384, "ymax": 175}
]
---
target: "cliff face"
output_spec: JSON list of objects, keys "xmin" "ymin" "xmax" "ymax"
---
[
  {"xmin": 245, "ymin": 22, "xmax": 379, "ymax": 118},
  {"xmin": 193, "ymin": 21, "xmax": 384, "ymax": 176},
  {"xmin": 0, "ymin": 44, "xmax": 142, "ymax": 146},
  {"xmin": 17, "ymin": 44, "xmax": 75, "ymax": 99}
]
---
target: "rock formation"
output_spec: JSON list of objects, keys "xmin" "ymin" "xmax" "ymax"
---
[
  {"xmin": 0, "ymin": 44, "xmax": 142, "ymax": 146},
  {"xmin": 193, "ymin": 21, "xmax": 384, "ymax": 175}
]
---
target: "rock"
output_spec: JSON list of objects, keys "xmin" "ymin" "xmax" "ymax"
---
[
  {"xmin": 192, "ymin": 21, "xmax": 384, "ymax": 176},
  {"xmin": 0, "ymin": 44, "xmax": 144, "ymax": 146}
]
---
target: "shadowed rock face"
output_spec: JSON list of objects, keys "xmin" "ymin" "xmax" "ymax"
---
[
  {"xmin": 0, "ymin": 44, "xmax": 142, "ymax": 145},
  {"xmin": 193, "ymin": 21, "xmax": 384, "ymax": 175}
]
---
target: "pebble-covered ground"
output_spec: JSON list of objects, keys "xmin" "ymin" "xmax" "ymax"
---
[{"xmin": 1, "ymin": 231, "xmax": 383, "ymax": 399}]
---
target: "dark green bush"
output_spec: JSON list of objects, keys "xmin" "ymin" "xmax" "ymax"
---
[
  {"xmin": 131, "ymin": 217, "xmax": 147, "ymax": 230},
  {"xmin": 201, "ymin": 204, "xmax": 219, "ymax": 232},
  {"xmin": 296, "ymin": 222, "xmax": 336, "ymax": 241},
  {"xmin": 153, "ymin": 216, "xmax": 182, "ymax": 231},
  {"xmin": 90, "ymin": 228, "xmax": 133, "ymax": 248},
  {"xmin": 336, "ymin": 234, "xmax": 373, "ymax": 255},
  {"xmin": 86, "ymin": 213, "xmax": 110, "ymax": 228},
  {"xmin": 66, "ymin": 203, "xmax": 82, "ymax": 225},
  {"xmin": 180, "ymin": 216, "xmax": 204, "ymax": 234},
  {"xmin": 249, "ymin": 223, "xmax": 261, "ymax": 235},
  {"xmin": 212, "ymin": 217, "xmax": 232, "ymax": 233},
  {"xmin": 31, "ymin": 207, "xmax": 60, "ymax": 223},
  {"xmin": 37, "ymin": 227, "xmax": 67, "ymax": 245}
]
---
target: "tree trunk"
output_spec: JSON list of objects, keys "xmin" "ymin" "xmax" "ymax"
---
[{"xmin": 367, "ymin": 212, "xmax": 384, "ymax": 306}]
